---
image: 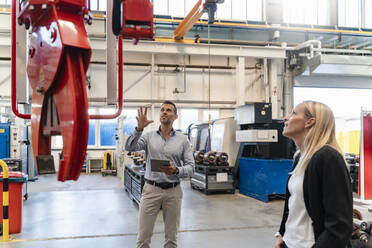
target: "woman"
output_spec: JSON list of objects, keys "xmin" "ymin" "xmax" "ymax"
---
[{"xmin": 275, "ymin": 101, "xmax": 353, "ymax": 248}]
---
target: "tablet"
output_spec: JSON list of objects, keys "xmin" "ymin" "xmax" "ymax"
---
[{"xmin": 150, "ymin": 159, "xmax": 170, "ymax": 172}]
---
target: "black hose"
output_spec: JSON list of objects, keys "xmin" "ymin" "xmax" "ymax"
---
[{"xmin": 112, "ymin": 0, "xmax": 122, "ymax": 36}]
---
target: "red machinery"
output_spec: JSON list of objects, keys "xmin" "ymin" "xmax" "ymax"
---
[
  {"xmin": 113, "ymin": 0, "xmax": 154, "ymax": 44},
  {"xmin": 12, "ymin": 0, "xmax": 154, "ymax": 181}
]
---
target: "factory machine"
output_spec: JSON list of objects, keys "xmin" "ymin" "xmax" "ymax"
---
[
  {"xmin": 345, "ymin": 153, "xmax": 359, "ymax": 193},
  {"xmin": 189, "ymin": 123, "xmax": 210, "ymax": 153},
  {"xmin": 189, "ymin": 118, "xmax": 239, "ymax": 195},
  {"xmin": 124, "ymin": 152, "xmax": 146, "ymax": 204},
  {"xmin": 116, "ymin": 116, "xmax": 146, "ymax": 204},
  {"xmin": 235, "ymin": 103, "xmax": 296, "ymax": 202},
  {"xmin": 0, "ymin": 123, "xmax": 20, "ymax": 160},
  {"xmin": 351, "ymin": 208, "xmax": 372, "ymax": 245},
  {"xmin": 0, "ymin": 122, "xmax": 28, "ymax": 173},
  {"xmin": 0, "ymin": 122, "xmax": 23, "ymax": 175},
  {"xmin": 0, "ymin": 122, "xmax": 36, "ymax": 199}
]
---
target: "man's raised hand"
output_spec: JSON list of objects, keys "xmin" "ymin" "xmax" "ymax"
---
[{"xmin": 136, "ymin": 107, "xmax": 154, "ymax": 131}]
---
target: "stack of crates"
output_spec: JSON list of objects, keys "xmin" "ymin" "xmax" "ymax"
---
[{"xmin": 191, "ymin": 164, "xmax": 235, "ymax": 195}]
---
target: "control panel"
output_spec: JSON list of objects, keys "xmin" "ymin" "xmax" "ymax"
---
[
  {"xmin": 236, "ymin": 129, "xmax": 278, "ymax": 143},
  {"xmin": 10, "ymin": 126, "xmax": 20, "ymax": 158}
]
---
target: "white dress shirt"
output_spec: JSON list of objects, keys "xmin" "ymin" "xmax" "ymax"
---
[{"xmin": 283, "ymin": 171, "xmax": 315, "ymax": 248}]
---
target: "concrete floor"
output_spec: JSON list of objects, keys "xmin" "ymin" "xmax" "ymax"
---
[{"xmin": 1, "ymin": 174, "xmax": 371, "ymax": 248}]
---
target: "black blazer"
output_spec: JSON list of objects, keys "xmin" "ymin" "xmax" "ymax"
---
[{"xmin": 279, "ymin": 146, "xmax": 353, "ymax": 248}]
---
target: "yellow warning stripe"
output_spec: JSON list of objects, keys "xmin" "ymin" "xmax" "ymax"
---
[
  {"xmin": 0, "ymin": 160, "xmax": 10, "ymax": 242},
  {"xmin": 3, "ymin": 191, "xmax": 8, "ymax": 207},
  {"xmin": 0, "ymin": 8, "xmax": 11, "ymax": 12}
]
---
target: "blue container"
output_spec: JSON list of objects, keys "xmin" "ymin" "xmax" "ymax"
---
[
  {"xmin": 239, "ymin": 157, "xmax": 293, "ymax": 202},
  {"xmin": 0, "ymin": 123, "xmax": 11, "ymax": 159}
]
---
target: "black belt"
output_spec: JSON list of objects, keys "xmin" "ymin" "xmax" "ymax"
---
[{"xmin": 145, "ymin": 179, "xmax": 179, "ymax": 189}]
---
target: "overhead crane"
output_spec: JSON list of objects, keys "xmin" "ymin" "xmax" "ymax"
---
[
  {"xmin": 11, "ymin": 0, "xmax": 154, "ymax": 181},
  {"xmin": 173, "ymin": 0, "xmax": 224, "ymax": 40}
]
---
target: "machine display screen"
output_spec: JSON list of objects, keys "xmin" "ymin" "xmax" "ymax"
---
[
  {"xmin": 211, "ymin": 123, "xmax": 224, "ymax": 152},
  {"xmin": 189, "ymin": 128, "xmax": 198, "ymax": 150},
  {"xmin": 199, "ymin": 128, "xmax": 209, "ymax": 151}
]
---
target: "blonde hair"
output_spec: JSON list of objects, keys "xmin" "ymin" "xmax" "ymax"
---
[{"xmin": 293, "ymin": 101, "xmax": 344, "ymax": 174}]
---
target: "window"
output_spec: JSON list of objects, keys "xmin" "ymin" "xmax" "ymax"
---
[
  {"xmin": 99, "ymin": 0, "xmax": 106, "ymax": 11},
  {"xmin": 90, "ymin": 0, "xmax": 98, "ymax": 10},
  {"xmin": 283, "ymin": 0, "xmax": 314, "ymax": 25},
  {"xmin": 99, "ymin": 108, "xmax": 117, "ymax": 146},
  {"xmin": 90, "ymin": 0, "xmax": 107, "ymax": 11},
  {"xmin": 317, "ymin": 0, "xmax": 329, "ymax": 25},
  {"xmin": 122, "ymin": 109, "xmax": 137, "ymax": 135},
  {"xmin": 97, "ymin": 108, "xmax": 137, "ymax": 146},
  {"xmin": 54, "ymin": 136, "xmax": 63, "ymax": 149},
  {"xmin": 98, "ymin": 0, "xmax": 264, "ymax": 21},
  {"xmin": 184, "ymin": 0, "xmax": 210, "ymax": 19},
  {"xmin": 180, "ymin": 109, "xmax": 198, "ymax": 131},
  {"xmin": 283, "ymin": 0, "xmax": 329, "ymax": 25},
  {"xmin": 216, "ymin": 0, "xmax": 232, "ymax": 20},
  {"xmin": 88, "ymin": 120, "xmax": 96, "ymax": 146},
  {"xmin": 185, "ymin": 0, "xmax": 196, "ymax": 16},
  {"xmin": 100, "ymin": 119, "xmax": 117, "ymax": 146},
  {"xmin": 247, "ymin": 0, "xmax": 263, "ymax": 22},
  {"xmin": 294, "ymin": 87, "xmax": 372, "ymax": 155},
  {"xmin": 169, "ymin": 0, "xmax": 184, "ymax": 17},
  {"xmin": 338, "ymin": 0, "xmax": 361, "ymax": 27},
  {"xmin": 294, "ymin": 87, "xmax": 372, "ymax": 128},
  {"xmin": 154, "ymin": 0, "xmax": 168, "ymax": 15},
  {"xmin": 231, "ymin": 0, "xmax": 246, "ymax": 21},
  {"xmin": 365, "ymin": 0, "xmax": 372, "ymax": 28},
  {"xmin": 88, "ymin": 108, "xmax": 96, "ymax": 146},
  {"xmin": 203, "ymin": 110, "xmax": 219, "ymax": 122},
  {"xmin": 49, "ymin": 107, "xmax": 136, "ymax": 148}
]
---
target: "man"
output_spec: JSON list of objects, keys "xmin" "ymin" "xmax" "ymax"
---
[{"xmin": 125, "ymin": 100, "xmax": 195, "ymax": 248}]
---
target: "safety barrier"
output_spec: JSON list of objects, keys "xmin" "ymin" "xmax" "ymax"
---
[{"xmin": 0, "ymin": 160, "xmax": 10, "ymax": 241}]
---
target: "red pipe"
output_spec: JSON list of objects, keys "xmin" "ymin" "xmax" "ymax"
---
[
  {"xmin": 11, "ymin": 0, "xmax": 31, "ymax": 119},
  {"xmin": 89, "ymin": 36, "xmax": 123, "ymax": 119}
]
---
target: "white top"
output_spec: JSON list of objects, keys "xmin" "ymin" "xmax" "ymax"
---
[{"xmin": 283, "ymin": 171, "xmax": 315, "ymax": 248}]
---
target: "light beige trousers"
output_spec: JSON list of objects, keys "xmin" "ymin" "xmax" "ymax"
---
[{"xmin": 136, "ymin": 183, "xmax": 183, "ymax": 248}]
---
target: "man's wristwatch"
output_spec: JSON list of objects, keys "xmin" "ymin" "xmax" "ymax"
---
[
  {"xmin": 275, "ymin": 232, "xmax": 282, "ymax": 238},
  {"xmin": 174, "ymin": 167, "xmax": 179, "ymax": 175}
]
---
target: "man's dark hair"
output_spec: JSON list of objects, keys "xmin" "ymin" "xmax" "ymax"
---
[{"xmin": 162, "ymin": 100, "xmax": 177, "ymax": 115}]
